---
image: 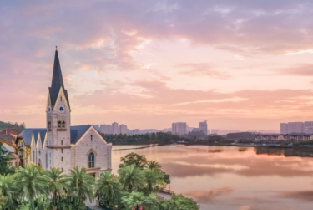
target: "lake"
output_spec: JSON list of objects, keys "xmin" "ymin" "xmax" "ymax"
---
[{"xmin": 112, "ymin": 145, "xmax": 313, "ymax": 210}]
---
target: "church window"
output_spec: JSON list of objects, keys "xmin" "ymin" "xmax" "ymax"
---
[
  {"xmin": 33, "ymin": 151, "xmax": 35, "ymax": 161},
  {"xmin": 61, "ymin": 157, "xmax": 63, "ymax": 161},
  {"xmin": 62, "ymin": 121, "xmax": 65, "ymax": 128},
  {"xmin": 61, "ymin": 96, "xmax": 63, "ymax": 101},
  {"xmin": 61, "ymin": 149, "xmax": 63, "ymax": 153},
  {"xmin": 91, "ymin": 135, "xmax": 93, "ymax": 141},
  {"xmin": 88, "ymin": 152, "xmax": 94, "ymax": 168},
  {"xmin": 58, "ymin": 121, "xmax": 61, "ymax": 128},
  {"xmin": 46, "ymin": 153, "xmax": 48, "ymax": 168},
  {"xmin": 48, "ymin": 121, "xmax": 51, "ymax": 129},
  {"xmin": 61, "ymin": 140, "xmax": 63, "ymax": 145}
]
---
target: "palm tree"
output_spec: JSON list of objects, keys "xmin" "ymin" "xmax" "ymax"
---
[
  {"xmin": 143, "ymin": 169, "xmax": 164, "ymax": 195},
  {"xmin": 46, "ymin": 167, "xmax": 68, "ymax": 207},
  {"xmin": 0, "ymin": 175, "xmax": 15, "ymax": 209},
  {"xmin": 118, "ymin": 165, "xmax": 144, "ymax": 192},
  {"xmin": 14, "ymin": 165, "xmax": 48, "ymax": 210},
  {"xmin": 95, "ymin": 171, "xmax": 121, "ymax": 207},
  {"xmin": 146, "ymin": 161, "xmax": 161, "ymax": 171},
  {"xmin": 68, "ymin": 167, "xmax": 94, "ymax": 207}
]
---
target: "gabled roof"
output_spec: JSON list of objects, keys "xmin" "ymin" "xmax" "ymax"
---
[
  {"xmin": 18, "ymin": 129, "xmax": 47, "ymax": 146},
  {"xmin": 70, "ymin": 125, "xmax": 92, "ymax": 144},
  {"xmin": 18, "ymin": 125, "xmax": 97, "ymax": 146},
  {"xmin": 49, "ymin": 49, "xmax": 70, "ymax": 109}
]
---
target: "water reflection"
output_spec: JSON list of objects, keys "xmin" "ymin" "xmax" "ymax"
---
[{"xmin": 112, "ymin": 145, "xmax": 313, "ymax": 210}]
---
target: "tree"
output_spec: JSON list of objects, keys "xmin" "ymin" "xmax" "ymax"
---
[
  {"xmin": 0, "ymin": 143, "xmax": 11, "ymax": 176},
  {"xmin": 120, "ymin": 153, "xmax": 147, "ymax": 169},
  {"xmin": 143, "ymin": 170, "xmax": 164, "ymax": 195},
  {"xmin": 121, "ymin": 191, "xmax": 159, "ymax": 210},
  {"xmin": 0, "ymin": 175, "xmax": 15, "ymax": 210},
  {"xmin": 146, "ymin": 161, "xmax": 161, "ymax": 171},
  {"xmin": 46, "ymin": 167, "xmax": 68, "ymax": 207},
  {"xmin": 67, "ymin": 167, "xmax": 94, "ymax": 208},
  {"xmin": 160, "ymin": 195, "xmax": 199, "ymax": 210},
  {"xmin": 119, "ymin": 166, "xmax": 144, "ymax": 192},
  {"xmin": 95, "ymin": 171, "xmax": 121, "ymax": 207},
  {"xmin": 14, "ymin": 165, "xmax": 49, "ymax": 210}
]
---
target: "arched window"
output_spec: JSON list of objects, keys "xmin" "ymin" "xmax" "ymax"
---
[
  {"xmin": 88, "ymin": 152, "xmax": 94, "ymax": 168},
  {"xmin": 58, "ymin": 121, "xmax": 61, "ymax": 128},
  {"xmin": 62, "ymin": 121, "xmax": 65, "ymax": 128}
]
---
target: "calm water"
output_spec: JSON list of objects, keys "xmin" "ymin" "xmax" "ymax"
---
[{"xmin": 112, "ymin": 145, "xmax": 313, "ymax": 210}]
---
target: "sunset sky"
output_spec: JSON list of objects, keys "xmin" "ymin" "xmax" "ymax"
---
[{"xmin": 1, "ymin": 0, "xmax": 313, "ymax": 130}]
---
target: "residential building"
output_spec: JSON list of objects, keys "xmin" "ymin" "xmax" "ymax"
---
[
  {"xmin": 199, "ymin": 120, "xmax": 208, "ymax": 135},
  {"xmin": 280, "ymin": 123, "xmax": 287, "ymax": 134},
  {"xmin": 172, "ymin": 122, "xmax": 188, "ymax": 135},
  {"xmin": 119, "ymin": 124, "xmax": 128, "ymax": 135}
]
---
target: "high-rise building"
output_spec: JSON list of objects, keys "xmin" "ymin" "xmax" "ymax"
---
[
  {"xmin": 287, "ymin": 122, "xmax": 304, "ymax": 134},
  {"xmin": 199, "ymin": 120, "xmax": 208, "ymax": 135},
  {"xmin": 280, "ymin": 123, "xmax": 287, "ymax": 134},
  {"xmin": 119, "ymin": 124, "xmax": 128, "ymax": 135},
  {"xmin": 304, "ymin": 121, "xmax": 313, "ymax": 134},
  {"xmin": 172, "ymin": 122, "xmax": 188, "ymax": 135},
  {"xmin": 112, "ymin": 122, "xmax": 119, "ymax": 135}
]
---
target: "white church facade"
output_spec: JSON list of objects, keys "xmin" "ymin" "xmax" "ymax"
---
[{"xmin": 17, "ymin": 48, "xmax": 112, "ymax": 175}]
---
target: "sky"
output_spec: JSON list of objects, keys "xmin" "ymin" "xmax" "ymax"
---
[{"xmin": 1, "ymin": 0, "xmax": 313, "ymax": 130}]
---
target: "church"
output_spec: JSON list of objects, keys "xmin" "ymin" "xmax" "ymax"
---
[{"xmin": 17, "ymin": 48, "xmax": 112, "ymax": 176}]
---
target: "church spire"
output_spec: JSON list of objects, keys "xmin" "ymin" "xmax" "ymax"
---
[
  {"xmin": 51, "ymin": 46, "xmax": 64, "ymax": 89},
  {"xmin": 48, "ymin": 47, "xmax": 70, "ymax": 110}
]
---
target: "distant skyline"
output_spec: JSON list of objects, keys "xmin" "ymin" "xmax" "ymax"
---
[{"xmin": 2, "ymin": 1, "xmax": 313, "ymax": 130}]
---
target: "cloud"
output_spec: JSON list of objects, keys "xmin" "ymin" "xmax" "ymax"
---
[
  {"xmin": 278, "ymin": 64, "xmax": 313, "ymax": 75},
  {"xmin": 177, "ymin": 63, "xmax": 231, "ymax": 79}
]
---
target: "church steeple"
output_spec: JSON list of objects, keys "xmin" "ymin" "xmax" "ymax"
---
[
  {"xmin": 51, "ymin": 46, "xmax": 64, "ymax": 89},
  {"xmin": 48, "ymin": 47, "xmax": 70, "ymax": 110}
]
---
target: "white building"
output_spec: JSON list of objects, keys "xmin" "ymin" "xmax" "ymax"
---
[
  {"xmin": 17, "ymin": 48, "xmax": 112, "ymax": 176},
  {"xmin": 172, "ymin": 122, "xmax": 188, "ymax": 135},
  {"xmin": 119, "ymin": 124, "xmax": 128, "ymax": 135}
]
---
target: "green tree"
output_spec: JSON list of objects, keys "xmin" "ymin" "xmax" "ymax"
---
[
  {"xmin": 119, "ymin": 166, "xmax": 144, "ymax": 192},
  {"xmin": 95, "ymin": 171, "xmax": 121, "ymax": 207},
  {"xmin": 67, "ymin": 167, "xmax": 94, "ymax": 208},
  {"xmin": 121, "ymin": 191, "xmax": 158, "ymax": 210},
  {"xmin": 0, "ymin": 175, "xmax": 16, "ymax": 210},
  {"xmin": 146, "ymin": 161, "xmax": 161, "ymax": 171},
  {"xmin": 143, "ymin": 169, "xmax": 164, "ymax": 195},
  {"xmin": 46, "ymin": 167, "xmax": 68, "ymax": 207},
  {"xmin": 160, "ymin": 195, "xmax": 199, "ymax": 210},
  {"xmin": 14, "ymin": 165, "xmax": 48, "ymax": 210},
  {"xmin": 0, "ymin": 143, "xmax": 11, "ymax": 176},
  {"xmin": 120, "ymin": 153, "xmax": 147, "ymax": 169}
]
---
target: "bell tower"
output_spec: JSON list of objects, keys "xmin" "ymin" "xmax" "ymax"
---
[{"xmin": 46, "ymin": 47, "xmax": 72, "ymax": 173}]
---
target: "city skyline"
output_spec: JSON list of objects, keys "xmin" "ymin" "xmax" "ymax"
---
[{"xmin": 2, "ymin": 1, "xmax": 313, "ymax": 130}]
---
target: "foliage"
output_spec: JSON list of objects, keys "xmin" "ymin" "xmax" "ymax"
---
[
  {"xmin": 95, "ymin": 171, "xmax": 121, "ymax": 208},
  {"xmin": 67, "ymin": 167, "xmax": 95, "ymax": 208},
  {"xmin": 46, "ymin": 167, "xmax": 68, "ymax": 207},
  {"xmin": 120, "ymin": 152, "xmax": 148, "ymax": 168},
  {"xmin": 15, "ymin": 165, "xmax": 49, "ymax": 210},
  {"xmin": 0, "ymin": 152, "xmax": 198, "ymax": 210},
  {"xmin": 119, "ymin": 166, "xmax": 145, "ymax": 192},
  {"xmin": 121, "ymin": 191, "xmax": 159, "ymax": 210},
  {"xmin": 226, "ymin": 132, "xmax": 255, "ymax": 140},
  {"xmin": 160, "ymin": 195, "xmax": 199, "ymax": 210},
  {"xmin": 0, "ymin": 121, "xmax": 25, "ymax": 131},
  {"xmin": 0, "ymin": 143, "xmax": 12, "ymax": 176}
]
